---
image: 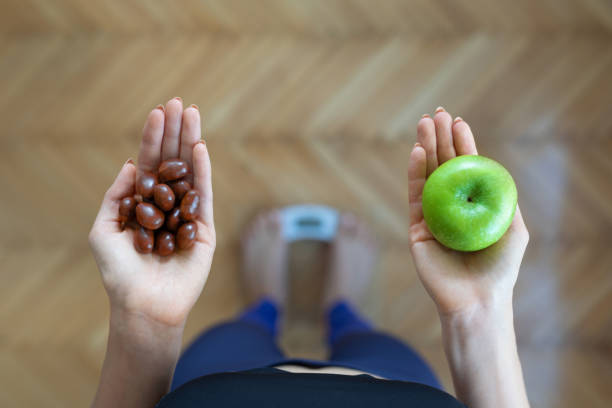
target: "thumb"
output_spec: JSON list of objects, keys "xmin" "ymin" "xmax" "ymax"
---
[
  {"xmin": 92, "ymin": 159, "xmax": 137, "ymax": 233},
  {"xmin": 486, "ymin": 204, "xmax": 529, "ymax": 272},
  {"xmin": 504, "ymin": 205, "xmax": 529, "ymax": 251}
]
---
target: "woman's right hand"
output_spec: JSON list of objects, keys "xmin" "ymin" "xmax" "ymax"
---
[
  {"xmin": 408, "ymin": 108, "xmax": 529, "ymax": 317},
  {"xmin": 89, "ymin": 98, "xmax": 216, "ymax": 328}
]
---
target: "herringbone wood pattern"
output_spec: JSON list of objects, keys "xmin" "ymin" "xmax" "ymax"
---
[{"xmin": 1, "ymin": 1, "xmax": 611, "ymax": 407}]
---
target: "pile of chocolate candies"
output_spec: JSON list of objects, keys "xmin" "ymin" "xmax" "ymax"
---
[{"xmin": 118, "ymin": 159, "xmax": 200, "ymax": 256}]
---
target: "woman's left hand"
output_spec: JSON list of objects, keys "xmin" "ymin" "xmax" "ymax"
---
[{"xmin": 89, "ymin": 98, "xmax": 215, "ymax": 328}]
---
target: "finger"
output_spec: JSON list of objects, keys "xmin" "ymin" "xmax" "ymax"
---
[
  {"xmin": 94, "ymin": 160, "xmax": 137, "ymax": 229},
  {"xmin": 452, "ymin": 117, "xmax": 478, "ymax": 156},
  {"xmin": 408, "ymin": 144, "xmax": 427, "ymax": 226},
  {"xmin": 137, "ymin": 106, "xmax": 165, "ymax": 173},
  {"xmin": 417, "ymin": 115, "xmax": 438, "ymax": 176},
  {"xmin": 507, "ymin": 205, "xmax": 529, "ymax": 244},
  {"xmin": 161, "ymin": 97, "xmax": 183, "ymax": 160},
  {"xmin": 433, "ymin": 107, "xmax": 456, "ymax": 164},
  {"xmin": 488, "ymin": 204, "xmax": 529, "ymax": 268},
  {"xmin": 179, "ymin": 105, "xmax": 202, "ymax": 180},
  {"xmin": 192, "ymin": 141, "xmax": 214, "ymax": 227}
]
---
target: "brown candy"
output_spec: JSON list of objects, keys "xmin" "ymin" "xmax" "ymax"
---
[
  {"xmin": 166, "ymin": 207, "xmax": 182, "ymax": 232},
  {"xmin": 176, "ymin": 222, "xmax": 197, "ymax": 250},
  {"xmin": 118, "ymin": 196, "xmax": 136, "ymax": 223},
  {"xmin": 135, "ymin": 202, "xmax": 165, "ymax": 230},
  {"xmin": 119, "ymin": 157, "xmax": 200, "ymax": 257},
  {"xmin": 180, "ymin": 190, "xmax": 200, "ymax": 221},
  {"xmin": 159, "ymin": 159, "xmax": 189, "ymax": 182},
  {"xmin": 155, "ymin": 230, "xmax": 175, "ymax": 256},
  {"xmin": 168, "ymin": 179, "xmax": 191, "ymax": 200},
  {"xmin": 134, "ymin": 227, "xmax": 154, "ymax": 254},
  {"xmin": 153, "ymin": 184, "xmax": 175, "ymax": 211},
  {"xmin": 136, "ymin": 171, "xmax": 158, "ymax": 199}
]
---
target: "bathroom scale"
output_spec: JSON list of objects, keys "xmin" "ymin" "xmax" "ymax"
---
[{"xmin": 280, "ymin": 204, "xmax": 339, "ymax": 242}]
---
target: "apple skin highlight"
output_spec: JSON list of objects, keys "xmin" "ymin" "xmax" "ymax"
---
[{"xmin": 422, "ymin": 155, "xmax": 517, "ymax": 252}]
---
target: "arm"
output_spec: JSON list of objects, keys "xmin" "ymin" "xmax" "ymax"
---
[
  {"xmin": 441, "ymin": 301, "xmax": 529, "ymax": 408},
  {"xmin": 89, "ymin": 99, "xmax": 215, "ymax": 408},
  {"xmin": 92, "ymin": 309, "xmax": 184, "ymax": 408},
  {"xmin": 408, "ymin": 109, "xmax": 529, "ymax": 408}
]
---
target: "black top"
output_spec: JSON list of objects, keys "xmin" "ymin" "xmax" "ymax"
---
[{"xmin": 157, "ymin": 368, "xmax": 466, "ymax": 407}]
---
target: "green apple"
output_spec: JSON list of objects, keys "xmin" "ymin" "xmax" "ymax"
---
[{"xmin": 422, "ymin": 155, "xmax": 517, "ymax": 251}]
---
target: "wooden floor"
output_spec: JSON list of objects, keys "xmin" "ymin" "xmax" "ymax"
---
[{"xmin": 1, "ymin": 1, "xmax": 612, "ymax": 406}]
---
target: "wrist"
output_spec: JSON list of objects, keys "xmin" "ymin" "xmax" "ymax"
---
[
  {"xmin": 107, "ymin": 306, "xmax": 184, "ymax": 387},
  {"xmin": 438, "ymin": 291, "xmax": 514, "ymax": 328},
  {"xmin": 109, "ymin": 305, "xmax": 185, "ymax": 351},
  {"xmin": 440, "ymin": 297, "xmax": 516, "ymax": 354},
  {"xmin": 107, "ymin": 291, "xmax": 191, "ymax": 327}
]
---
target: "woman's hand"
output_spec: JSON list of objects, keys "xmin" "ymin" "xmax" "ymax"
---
[
  {"xmin": 89, "ymin": 98, "xmax": 215, "ymax": 328},
  {"xmin": 408, "ymin": 108, "xmax": 529, "ymax": 316}
]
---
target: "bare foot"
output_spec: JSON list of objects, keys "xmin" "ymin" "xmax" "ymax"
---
[
  {"xmin": 241, "ymin": 210, "xmax": 289, "ymax": 306},
  {"xmin": 323, "ymin": 213, "xmax": 378, "ymax": 309}
]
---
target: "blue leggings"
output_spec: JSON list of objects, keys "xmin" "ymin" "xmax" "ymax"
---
[{"xmin": 172, "ymin": 299, "xmax": 440, "ymax": 390}]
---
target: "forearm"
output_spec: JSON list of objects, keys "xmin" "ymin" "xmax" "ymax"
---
[
  {"xmin": 92, "ymin": 307, "xmax": 185, "ymax": 408},
  {"xmin": 441, "ymin": 300, "xmax": 530, "ymax": 408}
]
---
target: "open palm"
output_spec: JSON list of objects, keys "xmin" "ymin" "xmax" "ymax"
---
[
  {"xmin": 89, "ymin": 98, "xmax": 215, "ymax": 327},
  {"xmin": 408, "ymin": 109, "xmax": 529, "ymax": 315}
]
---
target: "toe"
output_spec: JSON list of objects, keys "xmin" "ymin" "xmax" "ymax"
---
[
  {"xmin": 434, "ymin": 108, "xmax": 456, "ymax": 164},
  {"xmin": 355, "ymin": 218, "xmax": 368, "ymax": 237},
  {"xmin": 255, "ymin": 214, "xmax": 267, "ymax": 230},
  {"xmin": 358, "ymin": 221, "xmax": 376, "ymax": 248},
  {"xmin": 452, "ymin": 118, "xmax": 478, "ymax": 156},
  {"xmin": 417, "ymin": 116, "xmax": 438, "ymax": 176},
  {"xmin": 340, "ymin": 213, "xmax": 358, "ymax": 235},
  {"xmin": 244, "ymin": 215, "xmax": 262, "ymax": 241},
  {"xmin": 267, "ymin": 209, "xmax": 282, "ymax": 233},
  {"xmin": 358, "ymin": 225, "xmax": 371, "ymax": 246},
  {"xmin": 161, "ymin": 97, "xmax": 183, "ymax": 160}
]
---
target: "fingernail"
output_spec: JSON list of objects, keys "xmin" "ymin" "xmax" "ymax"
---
[
  {"xmin": 155, "ymin": 104, "xmax": 164, "ymax": 112},
  {"xmin": 421, "ymin": 114, "xmax": 430, "ymax": 118},
  {"xmin": 174, "ymin": 96, "xmax": 183, "ymax": 103},
  {"xmin": 126, "ymin": 158, "xmax": 134, "ymax": 165},
  {"xmin": 435, "ymin": 106, "xmax": 445, "ymax": 113},
  {"xmin": 197, "ymin": 139, "xmax": 206, "ymax": 145},
  {"xmin": 190, "ymin": 104, "xmax": 199, "ymax": 111},
  {"xmin": 454, "ymin": 116, "xmax": 463, "ymax": 123},
  {"xmin": 414, "ymin": 142, "xmax": 422, "ymax": 148}
]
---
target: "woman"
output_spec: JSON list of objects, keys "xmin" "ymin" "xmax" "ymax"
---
[{"xmin": 89, "ymin": 99, "xmax": 530, "ymax": 407}]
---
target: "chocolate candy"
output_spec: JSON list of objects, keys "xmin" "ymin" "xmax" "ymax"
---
[
  {"xmin": 155, "ymin": 230, "xmax": 175, "ymax": 256},
  {"xmin": 134, "ymin": 227, "xmax": 154, "ymax": 254},
  {"xmin": 159, "ymin": 159, "xmax": 189, "ymax": 182},
  {"xmin": 166, "ymin": 207, "xmax": 181, "ymax": 232},
  {"xmin": 136, "ymin": 171, "xmax": 157, "ymax": 198},
  {"xmin": 153, "ymin": 184, "xmax": 175, "ymax": 211},
  {"xmin": 119, "ymin": 157, "xmax": 200, "ymax": 257},
  {"xmin": 136, "ymin": 202, "xmax": 165, "ymax": 230},
  {"xmin": 118, "ymin": 196, "xmax": 136, "ymax": 222},
  {"xmin": 177, "ymin": 222, "xmax": 197, "ymax": 249},
  {"xmin": 180, "ymin": 190, "xmax": 200, "ymax": 221},
  {"xmin": 168, "ymin": 179, "xmax": 191, "ymax": 200}
]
